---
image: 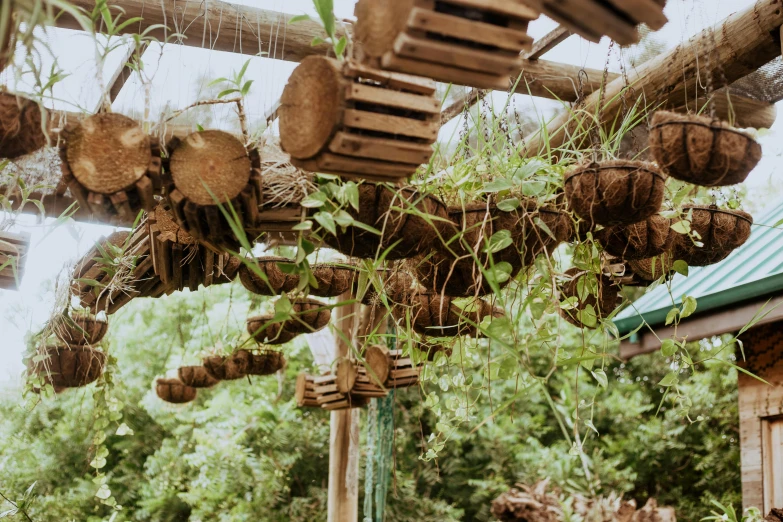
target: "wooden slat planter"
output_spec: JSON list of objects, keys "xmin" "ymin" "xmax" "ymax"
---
[
  {"xmin": 0, "ymin": 230, "xmax": 30, "ymax": 290},
  {"xmin": 355, "ymin": 0, "xmax": 538, "ymax": 89},
  {"xmin": 522, "ymin": 0, "xmax": 667, "ymax": 46},
  {"xmin": 166, "ymin": 131, "xmax": 263, "ymax": 251},
  {"xmin": 360, "ymin": 346, "xmax": 421, "ymax": 389},
  {"xmin": 279, "ymin": 57, "xmax": 440, "ymax": 183},
  {"xmin": 297, "ymin": 371, "xmax": 372, "ymax": 411},
  {"xmin": 60, "ymin": 113, "xmax": 162, "ymax": 222}
]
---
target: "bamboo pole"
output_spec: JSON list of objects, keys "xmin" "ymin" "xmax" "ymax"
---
[
  {"xmin": 521, "ymin": 0, "xmax": 783, "ymax": 156},
  {"xmin": 328, "ymin": 294, "xmax": 361, "ymax": 522}
]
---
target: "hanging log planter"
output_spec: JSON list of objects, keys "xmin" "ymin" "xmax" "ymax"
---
[
  {"xmin": 672, "ymin": 206, "xmax": 753, "ymax": 267},
  {"xmin": 354, "ymin": 0, "xmax": 538, "ymax": 89},
  {"xmin": 177, "ymin": 366, "xmax": 219, "ymax": 388},
  {"xmin": 202, "ymin": 350, "xmax": 251, "ymax": 381},
  {"xmin": 148, "ymin": 202, "xmax": 235, "ymax": 291},
  {"xmin": 564, "ymin": 161, "xmax": 666, "ymax": 228},
  {"xmin": 360, "ymin": 345, "xmax": 421, "ymax": 389},
  {"xmin": 247, "ymin": 298, "xmax": 331, "ymax": 345},
  {"xmin": 243, "ymin": 348, "xmax": 286, "ymax": 376},
  {"xmin": 395, "ymin": 291, "xmax": 503, "ymax": 337},
  {"xmin": 522, "ymin": 0, "xmax": 667, "ymax": 45},
  {"xmin": 238, "ymin": 256, "xmax": 299, "ymax": 296},
  {"xmin": 627, "ymin": 252, "xmax": 675, "ymax": 284},
  {"xmin": 55, "ymin": 313, "xmax": 108, "ymax": 346},
  {"xmin": 0, "ymin": 93, "xmax": 48, "ymax": 159},
  {"xmin": 0, "ymin": 230, "xmax": 30, "ymax": 290},
  {"xmin": 60, "ymin": 113, "xmax": 162, "ymax": 222},
  {"xmin": 322, "ymin": 183, "xmax": 450, "ymax": 260},
  {"xmin": 35, "ymin": 345, "xmax": 106, "ymax": 388},
  {"xmin": 295, "ymin": 373, "xmax": 320, "ymax": 408},
  {"xmin": 279, "ymin": 57, "xmax": 440, "ymax": 183},
  {"xmin": 156, "ymin": 378, "xmax": 197, "ymax": 404},
  {"xmin": 649, "ymin": 111, "xmax": 762, "ymax": 187},
  {"xmin": 298, "ymin": 371, "xmax": 371, "ymax": 411},
  {"xmin": 560, "ymin": 268, "xmax": 621, "ymax": 329},
  {"xmin": 595, "ymin": 214, "xmax": 673, "ymax": 261},
  {"xmin": 166, "ymin": 130, "xmax": 263, "ymax": 250}
]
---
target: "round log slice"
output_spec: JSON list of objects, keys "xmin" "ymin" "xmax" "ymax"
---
[
  {"xmin": 336, "ymin": 359, "xmax": 358, "ymax": 394},
  {"xmin": 66, "ymin": 113, "xmax": 150, "ymax": 194},
  {"xmin": 169, "ymin": 130, "xmax": 251, "ymax": 206},
  {"xmin": 279, "ymin": 56, "xmax": 344, "ymax": 160},
  {"xmin": 364, "ymin": 345, "xmax": 391, "ymax": 385},
  {"xmin": 354, "ymin": 0, "xmax": 414, "ymax": 61}
]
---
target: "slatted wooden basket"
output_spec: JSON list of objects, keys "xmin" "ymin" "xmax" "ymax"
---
[
  {"xmin": 522, "ymin": 0, "xmax": 668, "ymax": 45},
  {"xmin": 60, "ymin": 113, "xmax": 162, "ymax": 222},
  {"xmin": 166, "ymin": 130, "xmax": 263, "ymax": 251},
  {"xmin": 279, "ymin": 57, "xmax": 440, "ymax": 183},
  {"xmin": 0, "ymin": 230, "xmax": 30, "ymax": 291},
  {"xmin": 354, "ymin": 0, "xmax": 538, "ymax": 89},
  {"xmin": 297, "ymin": 371, "xmax": 372, "ymax": 411}
]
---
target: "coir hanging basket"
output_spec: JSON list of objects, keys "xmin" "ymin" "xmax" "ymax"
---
[
  {"xmin": 361, "ymin": 268, "xmax": 417, "ymax": 305},
  {"xmin": 394, "ymin": 291, "xmax": 504, "ymax": 337},
  {"xmin": 156, "ymin": 378, "xmax": 197, "ymax": 404},
  {"xmin": 559, "ymin": 268, "xmax": 621, "ymax": 329},
  {"xmin": 166, "ymin": 130, "xmax": 263, "ymax": 251},
  {"xmin": 649, "ymin": 111, "xmax": 762, "ymax": 187},
  {"xmin": 672, "ymin": 205, "xmax": 753, "ymax": 267},
  {"xmin": 178, "ymin": 366, "xmax": 219, "ymax": 388},
  {"xmin": 595, "ymin": 214, "xmax": 674, "ymax": 261},
  {"xmin": 238, "ymin": 257, "xmax": 300, "ymax": 296},
  {"xmin": 310, "ymin": 263, "xmax": 358, "ymax": 297},
  {"xmin": 61, "ymin": 113, "xmax": 162, "ymax": 222},
  {"xmin": 56, "ymin": 313, "xmax": 108, "ymax": 346},
  {"xmin": 321, "ymin": 183, "xmax": 450, "ymax": 260},
  {"xmin": 279, "ymin": 57, "xmax": 440, "ymax": 183},
  {"xmin": 35, "ymin": 345, "xmax": 106, "ymax": 388},
  {"xmin": 0, "ymin": 92, "xmax": 48, "ymax": 159},
  {"xmin": 627, "ymin": 252, "xmax": 675, "ymax": 284},
  {"xmin": 564, "ymin": 161, "xmax": 666, "ymax": 227},
  {"xmin": 247, "ymin": 298, "xmax": 331, "ymax": 345},
  {"xmin": 242, "ymin": 349, "xmax": 287, "ymax": 376},
  {"xmin": 203, "ymin": 350, "xmax": 251, "ymax": 381}
]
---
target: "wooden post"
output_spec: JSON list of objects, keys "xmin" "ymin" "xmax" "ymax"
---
[{"xmin": 328, "ymin": 294, "xmax": 361, "ymax": 522}]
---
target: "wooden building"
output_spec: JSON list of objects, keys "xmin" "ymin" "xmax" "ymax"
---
[{"xmin": 615, "ymin": 202, "xmax": 783, "ymax": 511}]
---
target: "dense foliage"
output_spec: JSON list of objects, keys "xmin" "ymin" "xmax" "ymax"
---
[{"xmin": 0, "ymin": 280, "xmax": 742, "ymax": 521}]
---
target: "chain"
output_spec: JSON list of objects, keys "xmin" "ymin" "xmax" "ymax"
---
[
  {"xmin": 616, "ymin": 46, "xmax": 639, "ymax": 155},
  {"xmin": 458, "ymin": 102, "xmax": 470, "ymax": 160},
  {"xmin": 591, "ymin": 41, "xmax": 615, "ymax": 161},
  {"xmin": 480, "ymin": 94, "xmax": 492, "ymax": 152},
  {"xmin": 707, "ymin": 24, "xmax": 729, "ymax": 122}
]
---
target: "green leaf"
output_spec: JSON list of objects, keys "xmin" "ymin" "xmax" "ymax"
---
[
  {"xmin": 95, "ymin": 484, "xmax": 112, "ymax": 500},
  {"xmin": 484, "ymin": 262, "xmax": 512, "ymax": 285},
  {"xmin": 217, "ymin": 88, "xmax": 240, "ymax": 99},
  {"xmin": 334, "ymin": 36, "xmax": 347, "ymax": 58},
  {"xmin": 497, "ymin": 198, "xmax": 520, "ymax": 212},
  {"xmin": 658, "ymin": 372, "xmax": 679, "ymax": 387},
  {"xmin": 311, "ymin": 36, "xmax": 326, "ymax": 47},
  {"xmin": 344, "ymin": 183, "xmax": 360, "ymax": 211},
  {"xmin": 292, "ymin": 221, "xmax": 313, "ymax": 231},
  {"xmin": 300, "ymin": 192, "xmax": 327, "ymax": 208},
  {"xmin": 591, "ymin": 369, "xmax": 608, "ymax": 388},
  {"xmin": 288, "ymin": 14, "xmax": 311, "ymax": 24},
  {"xmin": 577, "ymin": 305, "xmax": 597, "ymax": 328},
  {"xmin": 481, "ymin": 179, "xmax": 514, "ymax": 193},
  {"xmin": 116, "ymin": 423, "xmax": 134, "ymax": 436},
  {"xmin": 681, "ymin": 295, "xmax": 698, "ymax": 319},
  {"xmin": 90, "ymin": 456, "xmax": 107, "ymax": 469},
  {"xmin": 672, "ymin": 260, "xmax": 689, "ymax": 276},
  {"xmin": 333, "ymin": 209, "xmax": 353, "ymax": 227},
  {"xmin": 314, "ymin": 212, "xmax": 336, "ymax": 235},
  {"xmin": 483, "ymin": 230, "xmax": 513, "ymax": 254},
  {"xmin": 670, "ymin": 220, "xmax": 691, "ymax": 234},
  {"xmin": 665, "ymin": 307, "xmax": 679, "ymax": 326},
  {"xmin": 660, "ymin": 338, "xmax": 678, "ymax": 357}
]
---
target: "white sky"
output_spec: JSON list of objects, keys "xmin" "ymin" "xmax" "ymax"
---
[{"xmin": 2, "ymin": 0, "xmax": 779, "ymax": 384}]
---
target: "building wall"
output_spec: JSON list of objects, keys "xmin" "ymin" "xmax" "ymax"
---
[{"xmin": 738, "ymin": 321, "xmax": 783, "ymax": 510}]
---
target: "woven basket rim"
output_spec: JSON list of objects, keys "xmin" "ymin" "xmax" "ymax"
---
[
  {"xmin": 650, "ymin": 118, "xmax": 757, "ymax": 141},
  {"xmin": 682, "ymin": 205, "xmax": 753, "ymax": 225},
  {"xmin": 564, "ymin": 162, "xmax": 665, "ymax": 184}
]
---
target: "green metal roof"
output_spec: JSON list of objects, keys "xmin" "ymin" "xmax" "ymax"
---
[{"xmin": 614, "ymin": 202, "xmax": 783, "ymax": 335}]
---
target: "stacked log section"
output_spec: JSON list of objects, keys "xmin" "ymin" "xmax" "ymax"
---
[
  {"xmin": 156, "ymin": 378, "xmax": 197, "ymax": 404},
  {"xmin": 280, "ymin": 57, "xmax": 440, "ymax": 183},
  {"xmin": 295, "ymin": 373, "xmax": 320, "ymax": 407},
  {"xmin": 0, "ymin": 93, "xmax": 48, "ymax": 159},
  {"xmin": 355, "ymin": 0, "xmax": 538, "ymax": 89},
  {"xmin": 301, "ymin": 372, "xmax": 371, "ymax": 411},
  {"xmin": 0, "ymin": 230, "xmax": 30, "ymax": 290},
  {"xmin": 167, "ymin": 130, "xmax": 262, "ymax": 250},
  {"xmin": 322, "ymin": 184, "xmax": 450, "ymax": 260},
  {"xmin": 35, "ymin": 345, "xmax": 106, "ymax": 388},
  {"xmin": 521, "ymin": 0, "xmax": 667, "ymax": 45},
  {"xmin": 61, "ymin": 113, "xmax": 161, "ymax": 221},
  {"xmin": 148, "ymin": 203, "xmax": 233, "ymax": 291},
  {"xmin": 360, "ymin": 346, "xmax": 421, "ymax": 389}
]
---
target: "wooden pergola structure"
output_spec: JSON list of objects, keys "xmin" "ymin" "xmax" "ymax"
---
[{"xmin": 7, "ymin": 0, "xmax": 783, "ymax": 518}]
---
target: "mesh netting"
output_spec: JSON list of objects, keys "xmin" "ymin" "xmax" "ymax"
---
[{"xmin": 729, "ymin": 56, "xmax": 783, "ymax": 103}]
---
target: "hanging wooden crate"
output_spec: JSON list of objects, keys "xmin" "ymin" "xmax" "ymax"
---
[
  {"xmin": 147, "ymin": 202, "xmax": 237, "ymax": 291},
  {"xmin": 361, "ymin": 345, "xmax": 421, "ymax": 389},
  {"xmin": 0, "ymin": 230, "xmax": 30, "ymax": 290},
  {"xmin": 295, "ymin": 373, "xmax": 320, "ymax": 408},
  {"xmin": 0, "ymin": 93, "xmax": 48, "ymax": 159},
  {"xmin": 166, "ymin": 130, "xmax": 263, "ymax": 251},
  {"xmin": 279, "ymin": 57, "xmax": 440, "ymax": 183},
  {"xmin": 299, "ymin": 372, "xmax": 371, "ymax": 411},
  {"xmin": 522, "ymin": 0, "xmax": 668, "ymax": 46},
  {"xmin": 60, "ymin": 113, "xmax": 162, "ymax": 222},
  {"xmin": 354, "ymin": 0, "xmax": 538, "ymax": 89}
]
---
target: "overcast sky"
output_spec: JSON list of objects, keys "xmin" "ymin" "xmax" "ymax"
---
[{"xmin": 2, "ymin": 0, "xmax": 779, "ymax": 384}]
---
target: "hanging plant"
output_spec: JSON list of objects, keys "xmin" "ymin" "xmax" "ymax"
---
[
  {"xmin": 361, "ymin": 268, "xmax": 416, "ymax": 305},
  {"xmin": 394, "ymin": 291, "xmax": 504, "ymax": 337},
  {"xmin": 595, "ymin": 214, "xmax": 674, "ymax": 261},
  {"xmin": 177, "ymin": 366, "xmax": 219, "ymax": 388},
  {"xmin": 649, "ymin": 110, "xmax": 762, "ymax": 187},
  {"xmin": 559, "ymin": 268, "xmax": 621, "ymax": 329},
  {"xmin": 242, "ymin": 348, "xmax": 286, "ymax": 376},
  {"xmin": 238, "ymin": 257, "xmax": 300, "ymax": 296},
  {"xmin": 202, "ymin": 350, "xmax": 251, "ymax": 381},
  {"xmin": 672, "ymin": 205, "xmax": 753, "ymax": 267},
  {"xmin": 627, "ymin": 252, "xmax": 676, "ymax": 284},
  {"xmin": 155, "ymin": 378, "xmax": 197, "ymax": 404},
  {"xmin": 55, "ymin": 312, "xmax": 108, "ymax": 346},
  {"xmin": 247, "ymin": 298, "xmax": 331, "ymax": 344},
  {"xmin": 35, "ymin": 345, "xmax": 106, "ymax": 388}
]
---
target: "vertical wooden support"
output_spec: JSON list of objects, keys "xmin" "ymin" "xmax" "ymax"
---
[{"xmin": 328, "ymin": 294, "xmax": 361, "ymax": 522}]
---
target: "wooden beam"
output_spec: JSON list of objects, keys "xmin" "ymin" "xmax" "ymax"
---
[
  {"xmin": 328, "ymin": 294, "xmax": 361, "ymax": 522},
  {"xmin": 522, "ymin": 0, "xmax": 783, "ymax": 156},
  {"xmin": 618, "ymin": 295, "xmax": 783, "ymax": 360},
  {"xmin": 57, "ymin": 0, "xmax": 337, "ymax": 63},
  {"xmin": 97, "ymin": 40, "xmax": 149, "ymax": 112},
  {"xmin": 522, "ymin": 25, "xmax": 571, "ymax": 61}
]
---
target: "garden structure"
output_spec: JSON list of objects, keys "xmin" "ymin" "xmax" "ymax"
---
[
  {"xmin": 615, "ymin": 201, "xmax": 783, "ymax": 512},
  {"xmin": 2, "ymin": 0, "xmax": 783, "ymax": 519}
]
